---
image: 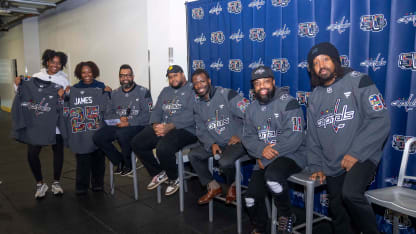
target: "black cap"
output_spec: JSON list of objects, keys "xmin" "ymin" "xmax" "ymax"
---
[
  {"xmin": 166, "ymin": 65, "xmax": 183, "ymax": 77},
  {"xmin": 307, "ymin": 42, "xmax": 340, "ymax": 70},
  {"xmin": 251, "ymin": 66, "xmax": 274, "ymax": 81}
]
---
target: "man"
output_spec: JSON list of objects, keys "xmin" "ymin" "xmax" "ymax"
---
[
  {"xmin": 131, "ymin": 65, "xmax": 197, "ymax": 196},
  {"xmin": 242, "ymin": 66, "xmax": 306, "ymax": 234},
  {"xmin": 189, "ymin": 69, "xmax": 249, "ymax": 205},
  {"xmin": 93, "ymin": 64, "xmax": 152, "ymax": 176},
  {"xmin": 306, "ymin": 42, "xmax": 390, "ymax": 234}
]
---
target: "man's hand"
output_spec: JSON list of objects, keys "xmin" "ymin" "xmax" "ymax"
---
[
  {"xmin": 117, "ymin": 116, "xmax": 129, "ymax": 127},
  {"xmin": 58, "ymin": 88, "xmax": 64, "ymax": 98},
  {"xmin": 104, "ymin": 86, "xmax": 112, "ymax": 92},
  {"xmin": 65, "ymin": 86, "xmax": 70, "ymax": 93},
  {"xmin": 262, "ymin": 144, "xmax": 278, "ymax": 160},
  {"xmin": 211, "ymin": 144, "xmax": 222, "ymax": 155},
  {"xmin": 227, "ymin": 136, "xmax": 241, "ymax": 145},
  {"xmin": 15, "ymin": 76, "xmax": 22, "ymax": 86},
  {"xmin": 341, "ymin": 154, "xmax": 358, "ymax": 172},
  {"xmin": 309, "ymin": 171, "xmax": 326, "ymax": 184},
  {"xmin": 153, "ymin": 123, "xmax": 175, "ymax": 137},
  {"xmin": 257, "ymin": 159, "xmax": 265, "ymax": 170}
]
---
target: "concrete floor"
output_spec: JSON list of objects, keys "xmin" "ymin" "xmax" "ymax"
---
[{"xmin": 0, "ymin": 111, "xmax": 332, "ymax": 234}]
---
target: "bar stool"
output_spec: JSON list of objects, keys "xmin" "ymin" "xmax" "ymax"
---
[
  {"xmin": 109, "ymin": 152, "xmax": 139, "ymax": 200},
  {"xmin": 271, "ymin": 171, "xmax": 331, "ymax": 234}
]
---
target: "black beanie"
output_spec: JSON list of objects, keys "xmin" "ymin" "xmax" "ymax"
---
[{"xmin": 307, "ymin": 42, "xmax": 340, "ymax": 70}]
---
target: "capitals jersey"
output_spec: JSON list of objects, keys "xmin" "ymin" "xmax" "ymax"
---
[
  {"xmin": 150, "ymin": 82, "xmax": 195, "ymax": 134},
  {"xmin": 306, "ymin": 71, "xmax": 390, "ymax": 176},
  {"xmin": 107, "ymin": 84, "xmax": 152, "ymax": 126},
  {"xmin": 11, "ymin": 78, "xmax": 62, "ymax": 145},
  {"xmin": 194, "ymin": 87, "xmax": 249, "ymax": 152},
  {"xmin": 242, "ymin": 87, "xmax": 306, "ymax": 170},
  {"xmin": 62, "ymin": 87, "xmax": 108, "ymax": 154}
]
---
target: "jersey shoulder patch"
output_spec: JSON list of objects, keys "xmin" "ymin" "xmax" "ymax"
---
[
  {"xmin": 358, "ymin": 75, "xmax": 374, "ymax": 88},
  {"xmin": 227, "ymin": 89, "xmax": 239, "ymax": 101},
  {"xmin": 285, "ymin": 99, "xmax": 300, "ymax": 111}
]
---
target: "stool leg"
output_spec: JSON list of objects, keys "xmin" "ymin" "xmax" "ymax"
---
[
  {"xmin": 305, "ymin": 183, "xmax": 314, "ymax": 234},
  {"xmin": 109, "ymin": 161, "xmax": 115, "ymax": 195},
  {"xmin": 131, "ymin": 153, "xmax": 138, "ymax": 200},
  {"xmin": 265, "ymin": 196, "xmax": 271, "ymax": 219},
  {"xmin": 235, "ymin": 159, "xmax": 242, "ymax": 234},
  {"xmin": 208, "ymin": 157, "xmax": 213, "ymax": 223},
  {"xmin": 157, "ymin": 185, "xmax": 162, "ymax": 204},
  {"xmin": 178, "ymin": 150, "xmax": 184, "ymax": 212},
  {"xmin": 271, "ymin": 198, "xmax": 277, "ymax": 234},
  {"xmin": 393, "ymin": 212, "xmax": 399, "ymax": 234},
  {"xmin": 184, "ymin": 179, "xmax": 188, "ymax": 193}
]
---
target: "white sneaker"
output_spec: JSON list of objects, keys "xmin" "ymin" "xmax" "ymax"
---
[
  {"xmin": 51, "ymin": 181, "xmax": 64, "ymax": 196},
  {"xmin": 165, "ymin": 178, "xmax": 179, "ymax": 196},
  {"xmin": 35, "ymin": 183, "xmax": 48, "ymax": 199},
  {"xmin": 146, "ymin": 171, "xmax": 168, "ymax": 190}
]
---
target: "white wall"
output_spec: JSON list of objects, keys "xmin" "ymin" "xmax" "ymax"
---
[
  {"xmin": 0, "ymin": 0, "xmax": 190, "ymax": 110},
  {"xmin": 0, "ymin": 25, "xmax": 24, "ymax": 110}
]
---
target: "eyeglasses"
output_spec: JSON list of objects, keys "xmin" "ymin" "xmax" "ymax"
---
[{"xmin": 119, "ymin": 74, "xmax": 133, "ymax": 78}]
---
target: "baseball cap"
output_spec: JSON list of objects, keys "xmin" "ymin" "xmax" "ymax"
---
[{"xmin": 166, "ymin": 65, "xmax": 184, "ymax": 77}]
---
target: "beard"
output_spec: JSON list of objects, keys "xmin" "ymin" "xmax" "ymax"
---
[
  {"xmin": 171, "ymin": 80, "xmax": 184, "ymax": 89},
  {"xmin": 255, "ymin": 86, "xmax": 275, "ymax": 103},
  {"xmin": 121, "ymin": 81, "xmax": 134, "ymax": 89}
]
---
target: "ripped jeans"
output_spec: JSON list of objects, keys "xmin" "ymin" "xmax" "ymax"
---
[{"xmin": 244, "ymin": 157, "xmax": 301, "ymax": 232}]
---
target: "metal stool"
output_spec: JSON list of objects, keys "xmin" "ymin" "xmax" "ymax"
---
[
  {"xmin": 271, "ymin": 171, "xmax": 331, "ymax": 234},
  {"xmin": 207, "ymin": 155, "xmax": 252, "ymax": 234},
  {"xmin": 365, "ymin": 137, "xmax": 416, "ymax": 234},
  {"xmin": 109, "ymin": 152, "xmax": 139, "ymax": 200}
]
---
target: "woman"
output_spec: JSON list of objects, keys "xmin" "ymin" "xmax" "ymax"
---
[
  {"xmin": 68, "ymin": 61, "xmax": 111, "ymax": 195},
  {"xmin": 14, "ymin": 49, "xmax": 69, "ymax": 199}
]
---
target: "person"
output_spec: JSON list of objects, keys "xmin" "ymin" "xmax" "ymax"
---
[
  {"xmin": 242, "ymin": 66, "xmax": 307, "ymax": 234},
  {"xmin": 14, "ymin": 49, "xmax": 69, "ymax": 199},
  {"xmin": 93, "ymin": 64, "xmax": 152, "ymax": 176},
  {"xmin": 65, "ymin": 61, "xmax": 110, "ymax": 195},
  {"xmin": 306, "ymin": 42, "xmax": 390, "ymax": 234},
  {"xmin": 188, "ymin": 69, "xmax": 249, "ymax": 205},
  {"xmin": 131, "ymin": 65, "xmax": 197, "ymax": 196}
]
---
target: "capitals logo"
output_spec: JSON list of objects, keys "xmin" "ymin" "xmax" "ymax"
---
[
  {"xmin": 192, "ymin": 60, "xmax": 205, "ymax": 70},
  {"xmin": 229, "ymin": 29, "xmax": 244, "ymax": 42},
  {"xmin": 229, "ymin": 59, "xmax": 243, "ymax": 72},
  {"xmin": 398, "ymin": 52, "xmax": 416, "ymax": 71},
  {"xmin": 272, "ymin": 24, "xmax": 290, "ymax": 39},
  {"xmin": 271, "ymin": 0, "xmax": 291, "ymax": 7},
  {"xmin": 249, "ymin": 58, "xmax": 264, "ymax": 69},
  {"xmin": 192, "ymin": 7, "xmax": 204, "ymax": 20},
  {"xmin": 211, "ymin": 31, "xmax": 225, "ymax": 44},
  {"xmin": 397, "ymin": 12, "xmax": 416, "ymax": 27},
  {"xmin": 298, "ymin": 22, "xmax": 319, "ymax": 38},
  {"xmin": 209, "ymin": 3, "xmax": 222, "ymax": 15},
  {"xmin": 228, "ymin": 0, "xmax": 242, "ymax": 14},
  {"xmin": 392, "ymin": 135, "xmax": 416, "ymax": 154},
  {"xmin": 248, "ymin": 0, "xmax": 265, "ymax": 10},
  {"xmin": 326, "ymin": 16, "xmax": 351, "ymax": 34},
  {"xmin": 360, "ymin": 53, "xmax": 387, "ymax": 72},
  {"xmin": 249, "ymin": 28, "xmax": 266, "ymax": 42},
  {"xmin": 297, "ymin": 61, "xmax": 308, "ymax": 69},
  {"xmin": 210, "ymin": 58, "xmax": 223, "ymax": 71},
  {"xmin": 360, "ymin": 14, "xmax": 387, "ymax": 32},
  {"xmin": 271, "ymin": 58, "xmax": 290, "ymax": 73},
  {"xmin": 316, "ymin": 98, "xmax": 355, "ymax": 133},
  {"xmin": 194, "ymin": 33, "xmax": 206, "ymax": 45},
  {"xmin": 296, "ymin": 91, "xmax": 311, "ymax": 106},
  {"xmin": 340, "ymin": 55, "xmax": 350, "ymax": 67},
  {"xmin": 237, "ymin": 98, "xmax": 250, "ymax": 113}
]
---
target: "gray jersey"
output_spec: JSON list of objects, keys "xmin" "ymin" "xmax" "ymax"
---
[
  {"xmin": 194, "ymin": 87, "xmax": 250, "ymax": 152},
  {"xmin": 107, "ymin": 84, "xmax": 152, "ymax": 126},
  {"xmin": 306, "ymin": 71, "xmax": 390, "ymax": 176},
  {"xmin": 11, "ymin": 78, "xmax": 62, "ymax": 145},
  {"xmin": 242, "ymin": 87, "xmax": 306, "ymax": 170},
  {"xmin": 62, "ymin": 87, "xmax": 108, "ymax": 154},
  {"xmin": 150, "ymin": 82, "xmax": 196, "ymax": 134}
]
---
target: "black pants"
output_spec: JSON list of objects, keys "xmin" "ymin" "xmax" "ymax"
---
[
  {"xmin": 93, "ymin": 125, "xmax": 144, "ymax": 168},
  {"xmin": 75, "ymin": 150, "xmax": 106, "ymax": 191},
  {"xmin": 245, "ymin": 157, "xmax": 301, "ymax": 233},
  {"xmin": 27, "ymin": 134, "xmax": 64, "ymax": 182},
  {"xmin": 326, "ymin": 160, "xmax": 379, "ymax": 234},
  {"xmin": 131, "ymin": 126, "xmax": 197, "ymax": 180},
  {"xmin": 188, "ymin": 143, "xmax": 246, "ymax": 186}
]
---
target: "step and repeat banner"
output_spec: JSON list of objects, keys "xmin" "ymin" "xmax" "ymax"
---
[{"xmin": 186, "ymin": 0, "xmax": 416, "ymax": 232}]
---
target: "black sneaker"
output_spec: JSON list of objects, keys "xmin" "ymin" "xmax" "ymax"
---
[
  {"xmin": 120, "ymin": 167, "xmax": 133, "ymax": 176},
  {"xmin": 277, "ymin": 214, "xmax": 296, "ymax": 234}
]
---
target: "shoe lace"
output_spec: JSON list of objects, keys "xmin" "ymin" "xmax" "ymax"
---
[{"xmin": 277, "ymin": 216, "xmax": 293, "ymax": 232}]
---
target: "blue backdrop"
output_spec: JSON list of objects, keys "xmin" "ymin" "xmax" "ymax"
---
[{"xmin": 186, "ymin": 0, "xmax": 416, "ymax": 233}]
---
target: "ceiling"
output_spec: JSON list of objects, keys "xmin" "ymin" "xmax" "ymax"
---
[{"xmin": 0, "ymin": 0, "xmax": 65, "ymax": 31}]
